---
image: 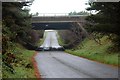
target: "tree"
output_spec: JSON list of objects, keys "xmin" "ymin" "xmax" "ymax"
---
[
  {"xmin": 86, "ymin": 2, "xmax": 120, "ymax": 48},
  {"xmin": 2, "ymin": 1, "xmax": 44, "ymax": 74},
  {"xmin": 69, "ymin": 11, "xmax": 89, "ymax": 15},
  {"xmin": 32, "ymin": 12, "xmax": 39, "ymax": 16}
]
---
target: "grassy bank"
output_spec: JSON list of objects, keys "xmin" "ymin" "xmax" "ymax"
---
[
  {"xmin": 37, "ymin": 30, "xmax": 48, "ymax": 47},
  {"xmin": 57, "ymin": 33, "xmax": 65, "ymax": 46},
  {"xmin": 65, "ymin": 36, "xmax": 119, "ymax": 66},
  {"xmin": 37, "ymin": 38, "xmax": 44, "ymax": 47},
  {"xmin": 2, "ymin": 44, "xmax": 36, "ymax": 78}
]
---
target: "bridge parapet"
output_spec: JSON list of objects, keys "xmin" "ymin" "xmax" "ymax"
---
[
  {"xmin": 36, "ymin": 13, "xmax": 69, "ymax": 16},
  {"xmin": 32, "ymin": 15, "xmax": 87, "ymax": 23}
]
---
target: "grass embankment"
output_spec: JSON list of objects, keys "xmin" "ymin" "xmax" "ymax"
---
[
  {"xmin": 37, "ymin": 38, "xmax": 44, "ymax": 47},
  {"xmin": 36, "ymin": 31, "xmax": 48, "ymax": 47},
  {"xmin": 57, "ymin": 32, "xmax": 66, "ymax": 46},
  {"xmin": 2, "ymin": 44, "xmax": 36, "ymax": 78},
  {"xmin": 65, "ymin": 36, "xmax": 119, "ymax": 66}
]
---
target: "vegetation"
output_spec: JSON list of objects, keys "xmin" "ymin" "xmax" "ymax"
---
[
  {"xmin": 65, "ymin": 36, "xmax": 119, "ymax": 66},
  {"xmin": 69, "ymin": 11, "xmax": 90, "ymax": 15},
  {"xmin": 2, "ymin": 1, "xmax": 43, "ymax": 78},
  {"xmin": 86, "ymin": 2, "xmax": 120, "ymax": 50},
  {"xmin": 2, "ymin": 44, "xmax": 36, "ymax": 78},
  {"xmin": 57, "ymin": 32, "xmax": 65, "ymax": 46}
]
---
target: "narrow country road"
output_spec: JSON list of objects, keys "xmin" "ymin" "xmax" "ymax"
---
[
  {"xmin": 40, "ymin": 30, "xmax": 62, "ymax": 48},
  {"xmin": 35, "ymin": 30, "xmax": 118, "ymax": 78}
]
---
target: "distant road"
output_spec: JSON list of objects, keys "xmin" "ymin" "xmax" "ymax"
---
[
  {"xmin": 40, "ymin": 30, "xmax": 62, "ymax": 48},
  {"xmin": 35, "ymin": 30, "xmax": 118, "ymax": 78}
]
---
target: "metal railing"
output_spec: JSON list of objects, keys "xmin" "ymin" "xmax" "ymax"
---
[
  {"xmin": 33, "ymin": 13, "xmax": 68, "ymax": 17},
  {"xmin": 33, "ymin": 13, "xmax": 88, "ymax": 17}
]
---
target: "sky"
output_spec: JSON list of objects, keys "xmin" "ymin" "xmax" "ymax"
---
[{"xmin": 29, "ymin": 0, "xmax": 90, "ymax": 16}]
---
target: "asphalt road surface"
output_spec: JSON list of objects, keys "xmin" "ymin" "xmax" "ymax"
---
[
  {"xmin": 40, "ymin": 30, "xmax": 62, "ymax": 48},
  {"xmin": 35, "ymin": 30, "xmax": 118, "ymax": 78}
]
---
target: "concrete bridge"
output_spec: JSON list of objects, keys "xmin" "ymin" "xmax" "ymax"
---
[{"xmin": 32, "ymin": 15, "xmax": 87, "ymax": 30}]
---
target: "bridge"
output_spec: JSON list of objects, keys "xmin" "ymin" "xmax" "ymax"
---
[{"xmin": 32, "ymin": 15, "xmax": 87, "ymax": 30}]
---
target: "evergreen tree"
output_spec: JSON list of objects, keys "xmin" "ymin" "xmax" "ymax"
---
[
  {"xmin": 2, "ymin": 1, "xmax": 42, "ymax": 74},
  {"xmin": 86, "ymin": 2, "xmax": 120, "ymax": 48}
]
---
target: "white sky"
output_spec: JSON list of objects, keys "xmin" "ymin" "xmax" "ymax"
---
[{"xmin": 29, "ymin": 0, "xmax": 90, "ymax": 16}]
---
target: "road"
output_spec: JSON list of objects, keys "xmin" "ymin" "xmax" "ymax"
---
[
  {"xmin": 35, "ymin": 30, "xmax": 118, "ymax": 78},
  {"xmin": 40, "ymin": 30, "xmax": 62, "ymax": 48}
]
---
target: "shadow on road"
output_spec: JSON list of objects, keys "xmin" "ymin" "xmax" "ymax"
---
[{"xmin": 35, "ymin": 47, "xmax": 65, "ymax": 51}]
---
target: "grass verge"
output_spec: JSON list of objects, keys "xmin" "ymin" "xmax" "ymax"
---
[
  {"xmin": 65, "ymin": 37, "xmax": 119, "ymax": 66},
  {"xmin": 36, "ymin": 30, "xmax": 47, "ymax": 47},
  {"xmin": 57, "ymin": 34, "xmax": 65, "ymax": 46},
  {"xmin": 37, "ymin": 38, "xmax": 44, "ymax": 47},
  {"xmin": 2, "ymin": 44, "xmax": 36, "ymax": 78}
]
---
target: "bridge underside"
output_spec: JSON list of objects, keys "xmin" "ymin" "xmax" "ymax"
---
[{"xmin": 32, "ymin": 22, "xmax": 73, "ymax": 30}]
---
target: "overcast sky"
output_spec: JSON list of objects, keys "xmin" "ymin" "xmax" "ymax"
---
[{"xmin": 29, "ymin": 0, "xmax": 90, "ymax": 15}]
